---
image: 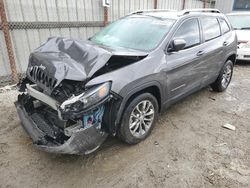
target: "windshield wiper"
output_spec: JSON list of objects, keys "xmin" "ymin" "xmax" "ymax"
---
[
  {"xmin": 234, "ymin": 27, "xmax": 250, "ymax": 30},
  {"xmin": 241, "ymin": 27, "xmax": 250, "ymax": 30}
]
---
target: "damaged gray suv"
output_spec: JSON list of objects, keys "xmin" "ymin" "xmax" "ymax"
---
[{"xmin": 15, "ymin": 9, "xmax": 237, "ymax": 155}]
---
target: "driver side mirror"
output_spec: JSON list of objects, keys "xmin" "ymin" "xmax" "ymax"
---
[{"xmin": 168, "ymin": 39, "xmax": 186, "ymax": 52}]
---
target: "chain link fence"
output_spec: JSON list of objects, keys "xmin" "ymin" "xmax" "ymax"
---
[
  {"xmin": 0, "ymin": 30, "xmax": 11, "ymax": 86},
  {"xmin": 0, "ymin": 0, "xmax": 215, "ymax": 87}
]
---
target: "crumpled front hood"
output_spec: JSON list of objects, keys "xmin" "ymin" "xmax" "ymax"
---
[
  {"xmin": 26, "ymin": 37, "xmax": 147, "ymax": 93},
  {"xmin": 27, "ymin": 37, "xmax": 112, "ymax": 84}
]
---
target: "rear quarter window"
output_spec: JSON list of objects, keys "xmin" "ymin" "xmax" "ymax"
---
[
  {"xmin": 219, "ymin": 18, "xmax": 230, "ymax": 34},
  {"xmin": 201, "ymin": 17, "xmax": 221, "ymax": 41}
]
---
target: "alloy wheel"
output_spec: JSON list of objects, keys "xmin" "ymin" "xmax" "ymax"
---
[
  {"xmin": 129, "ymin": 100, "xmax": 155, "ymax": 138},
  {"xmin": 221, "ymin": 64, "xmax": 232, "ymax": 88}
]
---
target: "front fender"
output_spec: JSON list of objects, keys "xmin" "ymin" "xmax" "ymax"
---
[
  {"xmin": 87, "ymin": 75, "xmax": 165, "ymax": 135},
  {"xmin": 115, "ymin": 80, "xmax": 164, "ymax": 128}
]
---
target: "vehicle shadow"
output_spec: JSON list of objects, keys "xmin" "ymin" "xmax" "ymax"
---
[
  {"xmin": 39, "ymin": 135, "xmax": 127, "ymax": 162},
  {"xmin": 236, "ymin": 60, "xmax": 250, "ymax": 66}
]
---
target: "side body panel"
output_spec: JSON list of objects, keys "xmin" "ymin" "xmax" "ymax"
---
[
  {"xmin": 222, "ymin": 30, "xmax": 238, "ymax": 63},
  {"xmin": 86, "ymin": 14, "xmax": 237, "ymax": 132},
  {"xmin": 199, "ymin": 39, "xmax": 224, "ymax": 84},
  {"xmin": 163, "ymin": 17, "xmax": 203, "ymax": 100},
  {"xmin": 164, "ymin": 45, "xmax": 204, "ymax": 100}
]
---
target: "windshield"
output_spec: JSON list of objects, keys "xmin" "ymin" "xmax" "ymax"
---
[
  {"xmin": 227, "ymin": 15, "xmax": 250, "ymax": 29},
  {"xmin": 90, "ymin": 16, "xmax": 175, "ymax": 51}
]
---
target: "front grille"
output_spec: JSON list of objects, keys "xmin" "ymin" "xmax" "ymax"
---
[
  {"xmin": 29, "ymin": 66, "xmax": 57, "ymax": 90},
  {"xmin": 30, "ymin": 112, "xmax": 68, "ymax": 144},
  {"xmin": 31, "ymin": 113, "xmax": 56, "ymax": 139}
]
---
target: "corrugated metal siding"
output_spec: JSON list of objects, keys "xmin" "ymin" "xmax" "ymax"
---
[
  {"xmin": 108, "ymin": 0, "xmax": 210, "ymax": 22},
  {"xmin": 185, "ymin": 0, "xmax": 204, "ymax": 9},
  {"xmin": 215, "ymin": 0, "xmax": 234, "ymax": 13},
  {"xmin": 0, "ymin": 12, "xmax": 11, "ymax": 82},
  {"xmin": 108, "ymin": 0, "xmax": 155, "ymax": 22},
  {"xmin": 0, "ymin": 31, "xmax": 11, "ymax": 78},
  {"xmin": 158, "ymin": 0, "xmax": 183, "ymax": 10},
  {"xmin": 158, "ymin": 0, "xmax": 209, "ymax": 10},
  {"xmin": 4, "ymin": 0, "xmax": 103, "ymax": 75}
]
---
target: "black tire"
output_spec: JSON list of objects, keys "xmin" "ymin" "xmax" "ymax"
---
[
  {"xmin": 211, "ymin": 60, "xmax": 233, "ymax": 92},
  {"xmin": 118, "ymin": 93, "xmax": 159, "ymax": 144}
]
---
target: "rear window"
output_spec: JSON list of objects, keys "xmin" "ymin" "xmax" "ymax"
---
[
  {"xmin": 201, "ymin": 17, "xmax": 221, "ymax": 41},
  {"xmin": 219, "ymin": 18, "xmax": 230, "ymax": 34},
  {"xmin": 227, "ymin": 15, "xmax": 250, "ymax": 30}
]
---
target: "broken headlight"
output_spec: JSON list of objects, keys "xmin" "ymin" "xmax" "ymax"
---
[
  {"xmin": 79, "ymin": 82, "xmax": 111, "ymax": 108},
  {"xmin": 60, "ymin": 82, "xmax": 111, "ymax": 111}
]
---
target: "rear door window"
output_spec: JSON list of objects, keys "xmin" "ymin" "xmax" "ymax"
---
[
  {"xmin": 173, "ymin": 18, "xmax": 200, "ymax": 49},
  {"xmin": 219, "ymin": 18, "xmax": 230, "ymax": 34},
  {"xmin": 201, "ymin": 17, "xmax": 221, "ymax": 41}
]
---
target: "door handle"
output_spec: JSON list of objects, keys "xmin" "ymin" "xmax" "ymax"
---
[
  {"xmin": 223, "ymin": 41, "xmax": 229, "ymax": 46},
  {"xmin": 196, "ymin": 50, "xmax": 204, "ymax": 56}
]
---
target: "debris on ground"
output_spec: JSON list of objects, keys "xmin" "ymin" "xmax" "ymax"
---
[
  {"xmin": 172, "ymin": 158, "xmax": 178, "ymax": 162},
  {"xmin": 154, "ymin": 141, "xmax": 159, "ymax": 145},
  {"xmin": 0, "ymin": 142, "xmax": 8, "ymax": 154},
  {"xmin": 213, "ymin": 143, "xmax": 227, "ymax": 147},
  {"xmin": 230, "ymin": 161, "xmax": 250, "ymax": 176},
  {"xmin": 0, "ymin": 84, "xmax": 16, "ymax": 93},
  {"xmin": 222, "ymin": 123, "xmax": 236, "ymax": 131},
  {"xmin": 237, "ymin": 167, "xmax": 250, "ymax": 176},
  {"xmin": 208, "ymin": 96, "xmax": 216, "ymax": 101}
]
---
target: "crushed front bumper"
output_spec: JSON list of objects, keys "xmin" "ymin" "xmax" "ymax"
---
[{"xmin": 15, "ymin": 101, "xmax": 108, "ymax": 155}]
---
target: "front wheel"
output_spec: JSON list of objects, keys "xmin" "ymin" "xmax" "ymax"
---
[
  {"xmin": 118, "ymin": 93, "xmax": 159, "ymax": 144},
  {"xmin": 211, "ymin": 60, "xmax": 233, "ymax": 92}
]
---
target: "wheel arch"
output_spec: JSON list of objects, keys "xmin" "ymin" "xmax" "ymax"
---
[
  {"xmin": 227, "ymin": 53, "xmax": 236, "ymax": 65},
  {"xmin": 115, "ymin": 81, "xmax": 163, "ymax": 132}
]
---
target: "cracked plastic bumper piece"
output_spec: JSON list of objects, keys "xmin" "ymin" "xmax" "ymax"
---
[{"xmin": 15, "ymin": 101, "xmax": 108, "ymax": 155}]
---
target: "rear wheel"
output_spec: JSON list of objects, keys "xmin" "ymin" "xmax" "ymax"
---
[
  {"xmin": 211, "ymin": 60, "xmax": 233, "ymax": 92},
  {"xmin": 118, "ymin": 93, "xmax": 159, "ymax": 144}
]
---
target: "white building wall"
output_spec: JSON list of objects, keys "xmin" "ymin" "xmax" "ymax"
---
[{"xmin": 215, "ymin": 0, "xmax": 234, "ymax": 13}]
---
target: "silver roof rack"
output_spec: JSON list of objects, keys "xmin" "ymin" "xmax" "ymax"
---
[
  {"xmin": 179, "ymin": 9, "xmax": 221, "ymax": 15},
  {"xmin": 129, "ymin": 9, "xmax": 177, "ymax": 15}
]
